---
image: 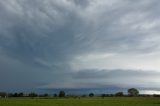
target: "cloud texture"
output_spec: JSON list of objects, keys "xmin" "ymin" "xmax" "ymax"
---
[{"xmin": 0, "ymin": 0, "xmax": 160, "ymax": 91}]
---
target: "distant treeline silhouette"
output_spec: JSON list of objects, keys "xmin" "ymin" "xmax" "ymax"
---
[{"xmin": 0, "ymin": 88, "xmax": 160, "ymax": 98}]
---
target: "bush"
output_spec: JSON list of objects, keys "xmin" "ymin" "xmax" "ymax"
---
[
  {"xmin": 89, "ymin": 93, "xmax": 94, "ymax": 97},
  {"xmin": 53, "ymin": 93, "xmax": 57, "ymax": 97},
  {"xmin": 115, "ymin": 92, "xmax": 124, "ymax": 96},
  {"xmin": 58, "ymin": 90, "xmax": 65, "ymax": 97},
  {"xmin": 0, "ymin": 92, "xmax": 7, "ymax": 97},
  {"xmin": 153, "ymin": 94, "xmax": 160, "ymax": 97}
]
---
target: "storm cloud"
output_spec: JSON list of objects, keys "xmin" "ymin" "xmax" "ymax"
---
[{"xmin": 0, "ymin": 0, "xmax": 160, "ymax": 91}]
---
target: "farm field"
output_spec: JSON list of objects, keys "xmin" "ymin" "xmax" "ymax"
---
[{"xmin": 0, "ymin": 97, "xmax": 160, "ymax": 106}]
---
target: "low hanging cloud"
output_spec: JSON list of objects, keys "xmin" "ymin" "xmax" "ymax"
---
[
  {"xmin": 41, "ymin": 69, "xmax": 160, "ymax": 89},
  {"xmin": 0, "ymin": 0, "xmax": 160, "ymax": 91},
  {"xmin": 72, "ymin": 69, "xmax": 160, "ymax": 88}
]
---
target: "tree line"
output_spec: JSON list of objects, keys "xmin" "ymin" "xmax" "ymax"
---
[
  {"xmin": 0, "ymin": 88, "xmax": 159, "ymax": 98},
  {"xmin": 0, "ymin": 90, "xmax": 65, "ymax": 98}
]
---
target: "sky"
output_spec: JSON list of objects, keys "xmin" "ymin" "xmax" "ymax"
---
[{"xmin": 0, "ymin": 0, "xmax": 160, "ymax": 92}]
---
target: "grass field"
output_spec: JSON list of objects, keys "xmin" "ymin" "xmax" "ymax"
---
[{"xmin": 0, "ymin": 97, "xmax": 160, "ymax": 106}]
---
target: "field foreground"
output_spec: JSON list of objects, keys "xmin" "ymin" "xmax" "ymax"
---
[{"xmin": 0, "ymin": 97, "xmax": 160, "ymax": 106}]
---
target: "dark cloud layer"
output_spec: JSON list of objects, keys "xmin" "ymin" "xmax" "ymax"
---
[
  {"xmin": 72, "ymin": 69, "xmax": 160, "ymax": 88},
  {"xmin": 0, "ymin": 0, "xmax": 160, "ymax": 91}
]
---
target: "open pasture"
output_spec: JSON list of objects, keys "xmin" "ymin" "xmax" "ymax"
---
[{"xmin": 0, "ymin": 97, "xmax": 160, "ymax": 106}]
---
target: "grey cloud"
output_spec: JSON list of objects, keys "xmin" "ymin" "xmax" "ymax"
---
[
  {"xmin": 0, "ymin": 0, "xmax": 160, "ymax": 91},
  {"xmin": 42, "ymin": 69, "xmax": 160, "ymax": 89},
  {"xmin": 1, "ymin": 0, "xmax": 160, "ymax": 57},
  {"xmin": 71, "ymin": 69, "xmax": 160, "ymax": 88}
]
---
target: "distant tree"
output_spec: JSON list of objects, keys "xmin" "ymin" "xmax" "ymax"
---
[
  {"xmin": 43, "ymin": 93, "xmax": 49, "ymax": 97},
  {"xmin": 115, "ymin": 92, "xmax": 124, "ymax": 96},
  {"xmin": 89, "ymin": 93, "xmax": 94, "ymax": 97},
  {"xmin": 101, "ymin": 94, "xmax": 106, "ymax": 98},
  {"xmin": 8, "ymin": 93, "xmax": 14, "ymax": 97},
  {"xmin": 54, "ymin": 93, "xmax": 57, "ymax": 97},
  {"xmin": 29, "ymin": 92, "xmax": 38, "ymax": 97},
  {"xmin": 81, "ymin": 94, "xmax": 86, "ymax": 97},
  {"xmin": 13, "ymin": 93, "xmax": 18, "ymax": 97},
  {"xmin": 128, "ymin": 88, "xmax": 139, "ymax": 96},
  {"xmin": 0, "ymin": 92, "xmax": 7, "ymax": 97},
  {"xmin": 153, "ymin": 94, "xmax": 160, "ymax": 97},
  {"xmin": 18, "ymin": 92, "xmax": 24, "ymax": 97},
  {"xmin": 58, "ymin": 90, "xmax": 65, "ymax": 97}
]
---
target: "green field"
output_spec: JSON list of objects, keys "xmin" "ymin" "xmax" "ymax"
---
[{"xmin": 0, "ymin": 97, "xmax": 160, "ymax": 106}]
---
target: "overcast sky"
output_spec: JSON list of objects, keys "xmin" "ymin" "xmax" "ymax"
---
[{"xmin": 0, "ymin": 0, "xmax": 160, "ymax": 91}]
